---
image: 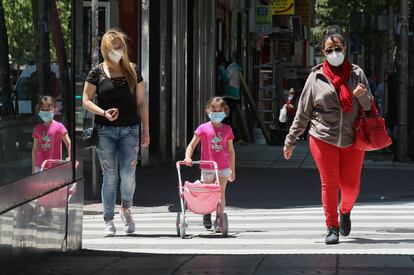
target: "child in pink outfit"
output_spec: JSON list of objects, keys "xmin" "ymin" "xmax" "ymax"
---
[
  {"xmin": 32, "ymin": 96, "xmax": 71, "ymax": 173},
  {"xmin": 184, "ymin": 96, "xmax": 236, "ymax": 230}
]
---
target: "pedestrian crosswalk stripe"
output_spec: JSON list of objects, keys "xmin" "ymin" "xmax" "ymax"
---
[
  {"xmin": 83, "ymin": 215, "xmax": 414, "ymax": 221},
  {"xmin": 83, "ymin": 209, "xmax": 413, "ymax": 217},
  {"xmin": 81, "ymin": 229, "xmax": 411, "ymax": 236},
  {"xmin": 83, "ymin": 222, "xmax": 414, "ymax": 228},
  {"xmin": 82, "ymin": 202, "xmax": 414, "ymax": 255},
  {"xmin": 82, "ymin": 235, "xmax": 414, "ymax": 245}
]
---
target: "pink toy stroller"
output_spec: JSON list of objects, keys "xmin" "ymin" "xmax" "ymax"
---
[
  {"xmin": 37, "ymin": 159, "xmax": 78, "ymax": 208},
  {"xmin": 175, "ymin": 160, "xmax": 229, "ymax": 238}
]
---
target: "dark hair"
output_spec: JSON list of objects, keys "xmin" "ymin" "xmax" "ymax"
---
[
  {"xmin": 322, "ymin": 26, "xmax": 346, "ymax": 50},
  {"xmin": 35, "ymin": 95, "xmax": 57, "ymax": 113},
  {"xmin": 205, "ymin": 96, "xmax": 230, "ymax": 116},
  {"xmin": 216, "ymin": 52, "xmax": 227, "ymax": 66}
]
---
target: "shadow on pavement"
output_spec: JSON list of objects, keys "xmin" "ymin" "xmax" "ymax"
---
[
  {"xmin": 345, "ymin": 237, "xmax": 414, "ymax": 245},
  {"xmin": 132, "ymin": 166, "xmax": 414, "ymax": 211},
  {"xmin": 4, "ymin": 250, "xmax": 414, "ymax": 275}
]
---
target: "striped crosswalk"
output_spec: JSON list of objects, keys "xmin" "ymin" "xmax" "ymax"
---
[{"xmin": 82, "ymin": 202, "xmax": 414, "ymax": 255}]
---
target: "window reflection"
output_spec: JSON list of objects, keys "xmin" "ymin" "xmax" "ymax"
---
[
  {"xmin": 32, "ymin": 96, "xmax": 71, "ymax": 174},
  {"xmin": 0, "ymin": 0, "xmax": 71, "ymax": 185}
]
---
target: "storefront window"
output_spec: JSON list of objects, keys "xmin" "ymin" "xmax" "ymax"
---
[{"xmin": 0, "ymin": 0, "xmax": 72, "ymax": 185}]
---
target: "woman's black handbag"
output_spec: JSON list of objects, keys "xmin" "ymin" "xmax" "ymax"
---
[
  {"xmin": 81, "ymin": 127, "xmax": 98, "ymax": 149},
  {"xmin": 81, "ymin": 108, "xmax": 98, "ymax": 149}
]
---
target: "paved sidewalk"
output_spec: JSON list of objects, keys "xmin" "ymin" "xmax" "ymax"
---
[{"xmin": 235, "ymin": 141, "xmax": 414, "ymax": 169}]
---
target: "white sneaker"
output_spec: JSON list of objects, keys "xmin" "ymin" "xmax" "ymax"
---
[
  {"xmin": 119, "ymin": 208, "xmax": 135, "ymax": 233},
  {"xmin": 104, "ymin": 220, "xmax": 116, "ymax": 237}
]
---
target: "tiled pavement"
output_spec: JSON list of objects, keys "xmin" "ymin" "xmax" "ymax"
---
[{"xmin": 235, "ymin": 141, "xmax": 414, "ymax": 169}]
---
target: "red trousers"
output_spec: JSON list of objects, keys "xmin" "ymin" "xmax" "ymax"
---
[{"xmin": 309, "ymin": 135, "xmax": 365, "ymax": 229}]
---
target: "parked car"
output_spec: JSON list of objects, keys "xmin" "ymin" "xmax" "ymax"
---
[{"xmin": 13, "ymin": 64, "xmax": 63, "ymax": 115}]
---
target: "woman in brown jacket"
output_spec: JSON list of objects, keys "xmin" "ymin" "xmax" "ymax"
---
[{"xmin": 283, "ymin": 28, "xmax": 373, "ymax": 244}]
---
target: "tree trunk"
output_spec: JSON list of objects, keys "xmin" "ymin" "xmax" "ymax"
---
[
  {"xmin": 50, "ymin": 0, "xmax": 71, "ymax": 128},
  {"xmin": 35, "ymin": 0, "xmax": 51, "ymax": 100},
  {"xmin": 0, "ymin": 0, "xmax": 13, "ymax": 116},
  {"xmin": 0, "ymin": 0, "xmax": 17, "ymax": 161}
]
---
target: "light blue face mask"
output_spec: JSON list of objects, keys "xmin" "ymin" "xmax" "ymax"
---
[
  {"xmin": 38, "ymin": 111, "xmax": 54, "ymax": 122},
  {"xmin": 208, "ymin": 111, "xmax": 226, "ymax": 123}
]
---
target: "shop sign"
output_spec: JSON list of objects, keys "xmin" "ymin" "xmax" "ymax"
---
[
  {"xmin": 256, "ymin": 4, "xmax": 272, "ymax": 36},
  {"xmin": 272, "ymin": 0, "xmax": 295, "ymax": 15}
]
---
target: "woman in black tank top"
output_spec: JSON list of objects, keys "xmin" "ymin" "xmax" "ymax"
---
[{"xmin": 82, "ymin": 29, "xmax": 149, "ymax": 237}]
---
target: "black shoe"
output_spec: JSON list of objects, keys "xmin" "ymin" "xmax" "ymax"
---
[
  {"xmin": 339, "ymin": 211, "xmax": 351, "ymax": 236},
  {"xmin": 203, "ymin": 214, "xmax": 212, "ymax": 229},
  {"xmin": 325, "ymin": 227, "xmax": 339, "ymax": 244}
]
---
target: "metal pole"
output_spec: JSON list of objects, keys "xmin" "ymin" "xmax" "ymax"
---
[
  {"xmin": 91, "ymin": 0, "xmax": 99, "ymax": 197},
  {"xmin": 159, "ymin": 0, "xmax": 167, "ymax": 163},
  {"xmin": 388, "ymin": 6, "xmax": 394, "ymax": 73},
  {"xmin": 193, "ymin": 0, "xmax": 201, "ymax": 128},
  {"xmin": 384, "ymin": 5, "xmax": 394, "ymax": 121},
  {"xmin": 208, "ymin": 0, "xmax": 216, "ymax": 100},
  {"xmin": 172, "ymin": 0, "xmax": 178, "ymax": 161},
  {"xmin": 172, "ymin": 0, "xmax": 188, "ymax": 161},
  {"xmin": 193, "ymin": 0, "xmax": 215, "ymax": 127},
  {"xmin": 397, "ymin": 0, "xmax": 408, "ymax": 161},
  {"xmin": 182, "ymin": 0, "xmax": 188, "ymax": 157},
  {"xmin": 140, "ymin": 0, "xmax": 150, "ymax": 167}
]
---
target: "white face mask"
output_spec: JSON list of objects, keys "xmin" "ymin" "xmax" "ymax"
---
[
  {"xmin": 326, "ymin": 51, "xmax": 345, "ymax": 67},
  {"xmin": 108, "ymin": 49, "xmax": 123, "ymax": 63}
]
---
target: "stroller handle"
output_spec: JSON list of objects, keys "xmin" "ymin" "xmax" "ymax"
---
[
  {"xmin": 41, "ymin": 159, "xmax": 67, "ymax": 168},
  {"xmin": 176, "ymin": 160, "xmax": 218, "ymax": 169},
  {"xmin": 40, "ymin": 159, "xmax": 80, "ymax": 171},
  {"xmin": 176, "ymin": 160, "xmax": 220, "ymax": 191}
]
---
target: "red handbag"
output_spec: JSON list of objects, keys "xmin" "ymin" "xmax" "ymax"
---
[{"xmin": 354, "ymin": 101, "xmax": 392, "ymax": 151}]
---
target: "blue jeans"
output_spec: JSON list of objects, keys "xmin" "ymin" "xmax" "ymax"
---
[{"xmin": 95, "ymin": 124, "xmax": 139, "ymax": 221}]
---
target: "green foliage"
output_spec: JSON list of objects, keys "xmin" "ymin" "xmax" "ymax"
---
[
  {"xmin": 312, "ymin": 0, "xmax": 352, "ymax": 47},
  {"xmin": 312, "ymin": 0, "xmax": 399, "ymax": 48},
  {"xmin": 3, "ymin": 0, "xmax": 71, "ymax": 66},
  {"xmin": 3, "ymin": 0, "xmax": 35, "ymax": 66},
  {"xmin": 315, "ymin": 0, "xmax": 352, "ymax": 32},
  {"xmin": 55, "ymin": 0, "xmax": 71, "ymax": 61}
]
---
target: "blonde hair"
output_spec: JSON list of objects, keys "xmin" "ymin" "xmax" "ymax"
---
[
  {"xmin": 35, "ymin": 96, "xmax": 57, "ymax": 113},
  {"xmin": 205, "ymin": 96, "xmax": 229, "ymax": 116},
  {"xmin": 101, "ymin": 29, "xmax": 138, "ymax": 93}
]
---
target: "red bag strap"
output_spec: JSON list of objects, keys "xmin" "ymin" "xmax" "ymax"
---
[{"xmin": 358, "ymin": 100, "xmax": 380, "ymax": 119}]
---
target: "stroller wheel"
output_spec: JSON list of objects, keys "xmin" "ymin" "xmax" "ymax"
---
[
  {"xmin": 176, "ymin": 213, "xmax": 181, "ymax": 236},
  {"xmin": 176, "ymin": 212, "xmax": 186, "ymax": 238},
  {"xmin": 214, "ymin": 212, "xmax": 229, "ymax": 237},
  {"xmin": 179, "ymin": 222, "xmax": 186, "ymax": 239},
  {"xmin": 214, "ymin": 203, "xmax": 224, "ymax": 234},
  {"xmin": 221, "ymin": 213, "xmax": 229, "ymax": 237}
]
